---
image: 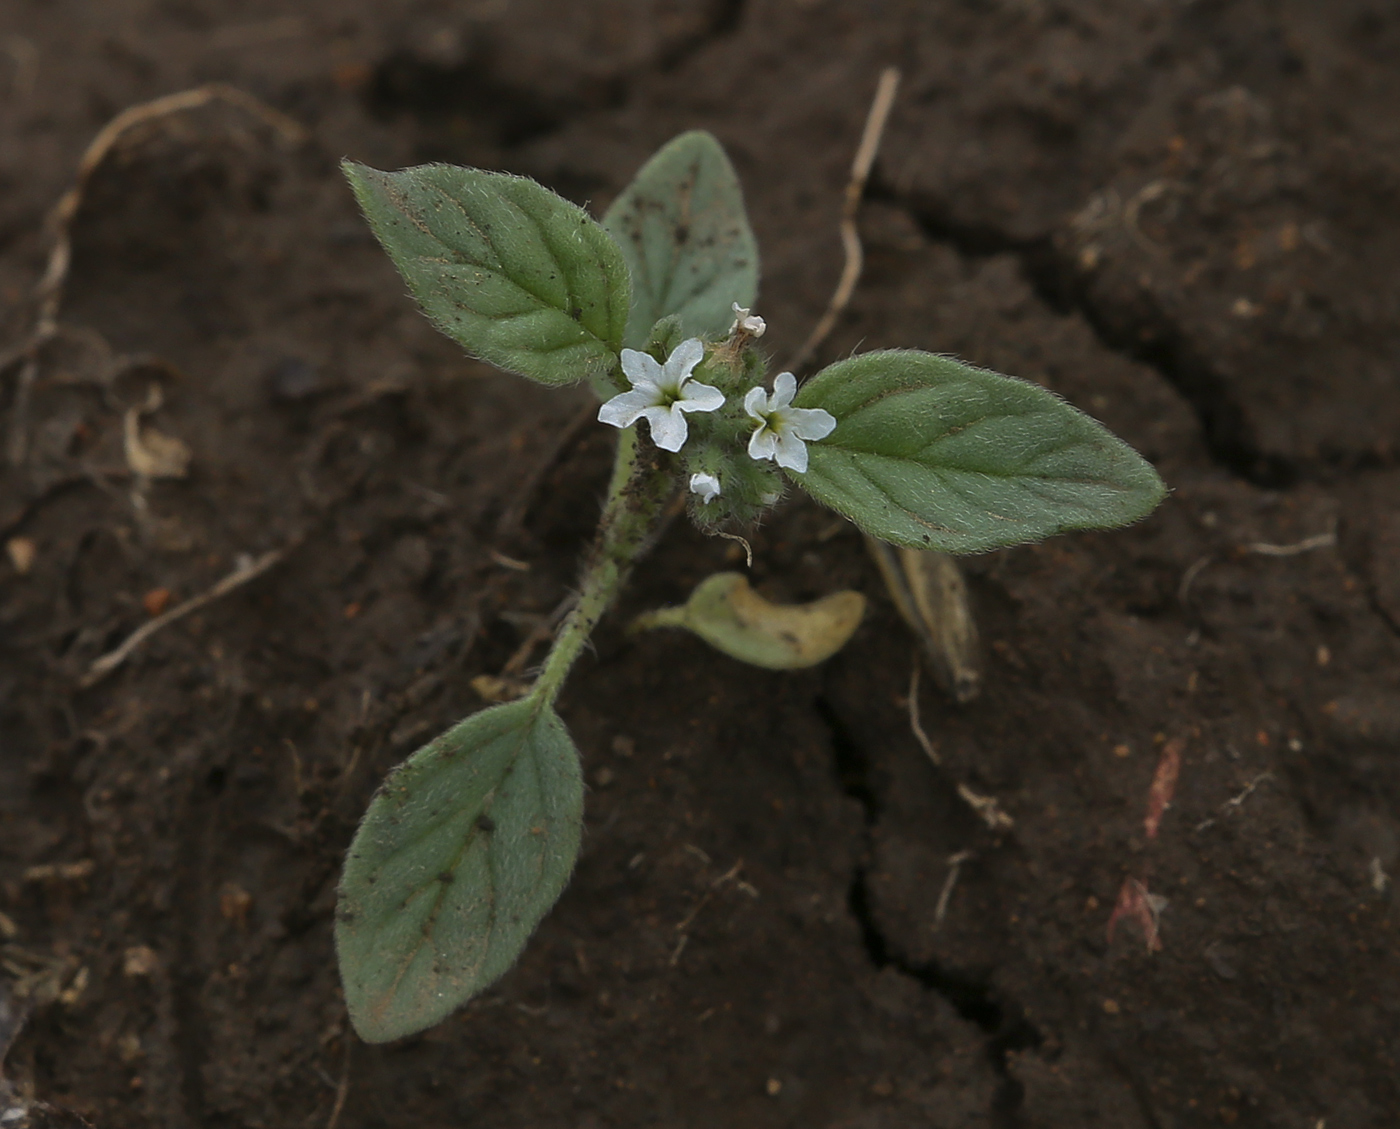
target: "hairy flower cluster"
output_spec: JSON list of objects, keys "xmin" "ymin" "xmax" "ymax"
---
[{"xmin": 597, "ymin": 313, "xmax": 835, "ymax": 529}]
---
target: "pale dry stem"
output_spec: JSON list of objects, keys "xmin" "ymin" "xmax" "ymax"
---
[
  {"xmin": 786, "ymin": 67, "xmax": 901, "ymax": 373},
  {"xmin": 4, "ymin": 84, "xmax": 306, "ymax": 466},
  {"xmin": 907, "ymin": 663, "xmax": 940, "ymax": 766},
  {"xmin": 908, "ymin": 664, "xmax": 1014, "ymax": 830},
  {"xmin": 670, "ymin": 860, "xmax": 748, "ymax": 968},
  {"xmin": 933, "ymin": 849, "xmax": 974, "ymax": 928},
  {"xmin": 80, "ymin": 547, "xmax": 287, "ymax": 688},
  {"xmin": 1244, "ymin": 530, "xmax": 1336, "ymax": 556},
  {"xmin": 324, "ymin": 1038, "xmax": 353, "ymax": 1129}
]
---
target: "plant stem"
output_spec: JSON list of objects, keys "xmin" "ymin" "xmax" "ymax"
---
[{"xmin": 532, "ymin": 427, "xmax": 675, "ymax": 704}]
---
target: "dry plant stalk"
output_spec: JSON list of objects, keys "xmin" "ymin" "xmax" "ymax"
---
[
  {"xmin": 80, "ymin": 549, "xmax": 287, "ymax": 688},
  {"xmin": 868, "ymin": 535, "xmax": 982, "ymax": 702},
  {"xmin": 786, "ymin": 67, "xmax": 901, "ymax": 373},
  {"xmin": 908, "ymin": 665, "xmax": 1014, "ymax": 830},
  {"xmin": 3, "ymin": 84, "xmax": 306, "ymax": 466}
]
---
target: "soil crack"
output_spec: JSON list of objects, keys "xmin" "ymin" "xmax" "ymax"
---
[
  {"xmin": 816, "ymin": 696, "xmax": 1041, "ymax": 1123},
  {"xmin": 868, "ymin": 178, "xmax": 1296, "ymax": 488}
]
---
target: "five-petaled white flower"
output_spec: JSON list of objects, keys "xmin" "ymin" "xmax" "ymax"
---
[
  {"xmin": 689, "ymin": 472, "xmax": 721, "ymax": 504},
  {"xmin": 597, "ymin": 338, "xmax": 723, "ymax": 452},
  {"xmin": 744, "ymin": 372, "xmax": 836, "ymax": 474},
  {"xmin": 730, "ymin": 303, "xmax": 766, "ymax": 337}
]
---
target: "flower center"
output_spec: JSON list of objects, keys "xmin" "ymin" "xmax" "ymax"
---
[{"xmin": 655, "ymin": 377, "xmax": 687, "ymax": 407}]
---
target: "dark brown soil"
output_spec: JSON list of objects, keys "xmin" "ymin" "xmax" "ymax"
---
[{"xmin": 2, "ymin": 2, "xmax": 1398, "ymax": 1126}]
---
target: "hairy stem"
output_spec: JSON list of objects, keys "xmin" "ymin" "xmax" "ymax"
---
[{"xmin": 532, "ymin": 427, "xmax": 675, "ymax": 703}]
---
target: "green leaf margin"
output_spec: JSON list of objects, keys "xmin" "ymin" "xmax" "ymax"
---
[
  {"xmin": 603, "ymin": 131, "xmax": 759, "ymax": 349},
  {"xmin": 336, "ymin": 697, "xmax": 583, "ymax": 1043},
  {"xmin": 344, "ymin": 160, "xmax": 630, "ymax": 387},
  {"xmin": 793, "ymin": 350, "xmax": 1167, "ymax": 553}
]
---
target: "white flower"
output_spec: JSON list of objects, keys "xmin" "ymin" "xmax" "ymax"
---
[
  {"xmin": 744, "ymin": 372, "xmax": 836, "ymax": 474},
  {"xmin": 597, "ymin": 338, "xmax": 724, "ymax": 452},
  {"xmin": 689, "ymin": 472, "xmax": 722, "ymax": 504},
  {"xmin": 730, "ymin": 303, "xmax": 766, "ymax": 338}
]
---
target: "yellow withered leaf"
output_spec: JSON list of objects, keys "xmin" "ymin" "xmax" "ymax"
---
[
  {"xmin": 633, "ymin": 572, "xmax": 865, "ymax": 670},
  {"xmin": 865, "ymin": 537, "xmax": 981, "ymax": 702}
]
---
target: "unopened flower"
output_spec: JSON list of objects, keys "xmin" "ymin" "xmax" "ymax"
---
[
  {"xmin": 598, "ymin": 338, "xmax": 723, "ymax": 452},
  {"xmin": 730, "ymin": 303, "xmax": 766, "ymax": 337},
  {"xmin": 689, "ymin": 472, "xmax": 721, "ymax": 504},
  {"xmin": 744, "ymin": 372, "xmax": 836, "ymax": 474}
]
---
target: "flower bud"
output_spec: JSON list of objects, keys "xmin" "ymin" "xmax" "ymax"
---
[{"xmin": 683, "ymin": 438, "xmax": 784, "ymax": 532}]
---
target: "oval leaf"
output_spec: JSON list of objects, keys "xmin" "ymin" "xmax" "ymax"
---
[
  {"xmin": 603, "ymin": 131, "xmax": 759, "ymax": 349},
  {"xmin": 344, "ymin": 160, "xmax": 630, "ymax": 386},
  {"xmin": 336, "ymin": 698, "xmax": 583, "ymax": 1043},
  {"xmin": 633, "ymin": 572, "xmax": 865, "ymax": 669},
  {"xmin": 793, "ymin": 351, "xmax": 1167, "ymax": 553}
]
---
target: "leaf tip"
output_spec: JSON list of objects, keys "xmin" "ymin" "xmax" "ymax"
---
[
  {"xmin": 1130, "ymin": 459, "xmax": 1170, "ymax": 519},
  {"xmin": 339, "ymin": 157, "xmax": 377, "ymax": 192}
]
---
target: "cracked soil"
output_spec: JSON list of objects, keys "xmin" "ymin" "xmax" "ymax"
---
[{"xmin": 1, "ymin": 1, "xmax": 1398, "ymax": 1126}]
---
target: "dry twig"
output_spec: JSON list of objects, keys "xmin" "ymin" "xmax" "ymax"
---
[
  {"xmin": 907, "ymin": 663, "xmax": 941, "ymax": 767},
  {"xmin": 4, "ymin": 84, "xmax": 306, "ymax": 466},
  {"xmin": 908, "ymin": 665, "xmax": 1014, "ymax": 829},
  {"xmin": 1177, "ymin": 555, "xmax": 1213, "ymax": 605},
  {"xmin": 933, "ymin": 849, "xmax": 974, "ymax": 928},
  {"xmin": 1221, "ymin": 771, "xmax": 1273, "ymax": 812},
  {"xmin": 1244, "ymin": 531, "xmax": 1336, "ymax": 557},
  {"xmin": 324, "ymin": 1038, "xmax": 353, "ymax": 1129},
  {"xmin": 786, "ymin": 67, "xmax": 901, "ymax": 373},
  {"xmin": 80, "ymin": 548, "xmax": 287, "ymax": 688},
  {"xmin": 670, "ymin": 860, "xmax": 746, "ymax": 967},
  {"xmin": 503, "ymin": 592, "xmax": 579, "ymax": 678}
]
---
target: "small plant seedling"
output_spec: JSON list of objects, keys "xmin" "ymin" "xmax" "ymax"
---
[{"xmin": 335, "ymin": 131, "xmax": 1166, "ymax": 1042}]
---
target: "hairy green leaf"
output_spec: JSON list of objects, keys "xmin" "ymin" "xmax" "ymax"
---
[
  {"xmin": 344, "ymin": 161, "xmax": 630, "ymax": 386},
  {"xmin": 793, "ymin": 351, "xmax": 1167, "ymax": 553},
  {"xmin": 603, "ymin": 131, "xmax": 758, "ymax": 349},
  {"xmin": 336, "ymin": 698, "xmax": 583, "ymax": 1043}
]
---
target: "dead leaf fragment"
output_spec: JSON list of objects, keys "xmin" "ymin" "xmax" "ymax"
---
[
  {"xmin": 6, "ymin": 537, "xmax": 36, "ymax": 575},
  {"xmin": 116, "ymin": 1031, "xmax": 144, "ymax": 1064},
  {"xmin": 142, "ymin": 587, "xmax": 174, "ymax": 616},
  {"xmin": 22, "ymin": 860, "xmax": 94, "ymax": 883},
  {"xmin": 632, "ymin": 573, "xmax": 865, "ymax": 670},
  {"xmin": 218, "ymin": 882, "xmax": 252, "ymax": 927},
  {"xmin": 866, "ymin": 537, "xmax": 981, "ymax": 702},
  {"xmin": 1144, "ymin": 738, "xmax": 1183, "ymax": 839},
  {"xmin": 1106, "ymin": 877, "xmax": 1167, "ymax": 952},
  {"xmin": 470, "ymin": 674, "xmax": 531, "ymax": 703},
  {"xmin": 123, "ymin": 408, "xmax": 191, "ymax": 479},
  {"xmin": 122, "ymin": 946, "xmax": 159, "ymax": 978},
  {"xmin": 57, "ymin": 966, "xmax": 89, "ymax": 1007}
]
